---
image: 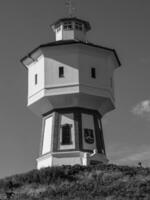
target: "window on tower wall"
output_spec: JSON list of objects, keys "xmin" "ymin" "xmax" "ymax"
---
[
  {"xmin": 61, "ymin": 124, "xmax": 72, "ymax": 145},
  {"xmin": 59, "ymin": 66, "xmax": 64, "ymax": 78},
  {"xmin": 35, "ymin": 74, "xmax": 38, "ymax": 85},
  {"xmin": 75, "ymin": 22, "xmax": 83, "ymax": 31},
  {"xmin": 63, "ymin": 21, "xmax": 73, "ymax": 30},
  {"xmin": 91, "ymin": 67, "xmax": 96, "ymax": 78}
]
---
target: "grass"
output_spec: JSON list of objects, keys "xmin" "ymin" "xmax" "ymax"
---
[{"xmin": 0, "ymin": 164, "xmax": 150, "ymax": 199}]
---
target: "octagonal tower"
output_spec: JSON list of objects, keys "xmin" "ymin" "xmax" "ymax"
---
[{"xmin": 21, "ymin": 17, "xmax": 121, "ymax": 169}]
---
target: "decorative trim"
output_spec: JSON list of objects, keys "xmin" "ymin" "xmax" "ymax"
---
[
  {"xmin": 27, "ymin": 84, "xmax": 114, "ymax": 102},
  {"xmin": 42, "ymin": 107, "xmax": 102, "ymax": 117},
  {"xmin": 93, "ymin": 114, "xmax": 102, "ymax": 153},
  {"xmin": 74, "ymin": 111, "xmax": 80, "ymax": 150},
  {"xmin": 78, "ymin": 111, "xmax": 83, "ymax": 151},
  {"xmin": 39, "ymin": 118, "xmax": 45, "ymax": 156},
  {"xmin": 99, "ymin": 118, "xmax": 106, "ymax": 154},
  {"xmin": 39, "ymin": 113, "xmax": 55, "ymax": 156},
  {"xmin": 53, "ymin": 112, "xmax": 59, "ymax": 152}
]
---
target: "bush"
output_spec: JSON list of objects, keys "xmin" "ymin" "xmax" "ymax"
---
[{"xmin": 1, "ymin": 163, "xmax": 150, "ymax": 199}]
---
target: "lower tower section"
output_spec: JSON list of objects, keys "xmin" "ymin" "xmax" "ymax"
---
[{"xmin": 37, "ymin": 108, "xmax": 108, "ymax": 169}]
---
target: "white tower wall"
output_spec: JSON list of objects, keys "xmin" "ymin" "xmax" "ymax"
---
[
  {"xmin": 42, "ymin": 115, "xmax": 53, "ymax": 154},
  {"xmin": 26, "ymin": 44, "xmax": 117, "ymax": 116},
  {"xmin": 21, "ymin": 17, "xmax": 121, "ymax": 169},
  {"xmin": 28, "ymin": 55, "xmax": 45, "ymax": 98}
]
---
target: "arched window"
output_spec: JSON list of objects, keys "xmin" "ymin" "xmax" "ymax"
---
[{"xmin": 61, "ymin": 124, "xmax": 72, "ymax": 145}]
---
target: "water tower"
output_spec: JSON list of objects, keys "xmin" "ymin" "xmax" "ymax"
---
[{"xmin": 21, "ymin": 3, "xmax": 121, "ymax": 169}]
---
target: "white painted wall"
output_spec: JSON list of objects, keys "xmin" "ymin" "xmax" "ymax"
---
[
  {"xmin": 45, "ymin": 57, "xmax": 79, "ymax": 88},
  {"xmin": 27, "ymin": 44, "xmax": 117, "ymax": 116},
  {"xmin": 52, "ymin": 156, "xmax": 81, "ymax": 166},
  {"xmin": 59, "ymin": 113, "xmax": 75, "ymax": 150},
  {"xmin": 62, "ymin": 30, "xmax": 74, "ymax": 40},
  {"xmin": 54, "ymin": 25, "xmax": 86, "ymax": 41},
  {"xmin": 37, "ymin": 154, "xmax": 52, "ymax": 169},
  {"xmin": 28, "ymin": 55, "xmax": 44, "ymax": 98},
  {"xmin": 44, "ymin": 45, "xmax": 115, "ymax": 99},
  {"xmin": 82, "ymin": 113, "xmax": 96, "ymax": 150},
  {"xmin": 55, "ymin": 25, "xmax": 63, "ymax": 41},
  {"xmin": 79, "ymin": 46, "xmax": 114, "ymax": 95},
  {"xmin": 42, "ymin": 115, "xmax": 53, "ymax": 155}
]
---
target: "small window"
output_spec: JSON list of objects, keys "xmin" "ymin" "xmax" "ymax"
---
[
  {"xmin": 61, "ymin": 124, "xmax": 72, "ymax": 145},
  {"xmin": 91, "ymin": 68, "xmax": 96, "ymax": 78},
  {"xmin": 64, "ymin": 21, "xmax": 73, "ymax": 30},
  {"xmin": 59, "ymin": 66, "xmax": 64, "ymax": 78},
  {"xmin": 35, "ymin": 74, "xmax": 38, "ymax": 85},
  {"xmin": 75, "ymin": 22, "xmax": 82, "ymax": 31}
]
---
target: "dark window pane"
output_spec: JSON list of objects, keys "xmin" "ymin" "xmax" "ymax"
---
[
  {"xmin": 64, "ymin": 22, "xmax": 73, "ymax": 30},
  {"xmin": 61, "ymin": 124, "xmax": 72, "ymax": 145},
  {"xmin": 75, "ymin": 22, "xmax": 82, "ymax": 31},
  {"xmin": 35, "ymin": 74, "xmax": 38, "ymax": 85},
  {"xmin": 91, "ymin": 68, "xmax": 96, "ymax": 78},
  {"xmin": 59, "ymin": 66, "xmax": 64, "ymax": 78}
]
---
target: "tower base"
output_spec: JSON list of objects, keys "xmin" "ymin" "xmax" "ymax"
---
[
  {"xmin": 37, "ymin": 151, "xmax": 108, "ymax": 169},
  {"xmin": 37, "ymin": 107, "xmax": 107, "ymax": 169}
]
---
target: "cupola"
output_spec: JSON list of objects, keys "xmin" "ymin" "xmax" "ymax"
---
[{"xmin": 51, "ymin": 17, "xmax": 91, "ymax": 41}]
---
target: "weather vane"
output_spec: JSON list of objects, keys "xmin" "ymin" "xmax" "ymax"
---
[{"xmin": 65, "ymin": 0, "xmax": 76, "ymax": 17}]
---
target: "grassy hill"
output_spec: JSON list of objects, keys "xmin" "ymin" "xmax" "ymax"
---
[{"xmin": 0, "ymin": 164, "xmax": 150, "ymax": 200}]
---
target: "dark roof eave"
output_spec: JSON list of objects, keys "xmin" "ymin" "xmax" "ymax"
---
[{"xmin": 20, "ymin": 40, "xmax": 121, "ymax": 67}]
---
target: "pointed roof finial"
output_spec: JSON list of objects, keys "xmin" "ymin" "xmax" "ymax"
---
[{"xmin": 65, "ymin": 0, "xmax": 76, "ymax": 17}]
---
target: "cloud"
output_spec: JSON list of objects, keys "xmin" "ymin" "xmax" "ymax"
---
[{"xmin": 131, "ymin": 100, "xmax": 150, "ymax": 120}]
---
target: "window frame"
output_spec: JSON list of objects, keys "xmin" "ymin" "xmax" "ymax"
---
[
  {"xmin": 59, "ymin": 66, "xmax": 64, "ymax": 78},
  {"xmin": 63, "ymin": 21, "xmax": 73, "ymax": 30},
  {"xmin": 61, "ymin": 124, "xmax": 72, "ymax": 145},
  {"xmin": 75, "ymin": 22, "xmax": 83, "ymax": 31}
]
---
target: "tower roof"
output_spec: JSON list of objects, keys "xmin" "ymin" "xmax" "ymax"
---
[
  {"xmin": 51, "ymin": 17, "xmax": 91, "ymax": 31},
  {"xmin": 20, "ymin": 40, "xmax": 121, "ymax": 67}
]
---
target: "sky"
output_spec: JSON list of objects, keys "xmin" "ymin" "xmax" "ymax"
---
[{"xmin": 0, "ymin": 0, "xmax": 150, "ymax": 178}]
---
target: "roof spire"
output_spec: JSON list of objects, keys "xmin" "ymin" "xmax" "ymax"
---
[{"xmin": 65, "ymin": 0, "xmax": 76, "ymax": 17}]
